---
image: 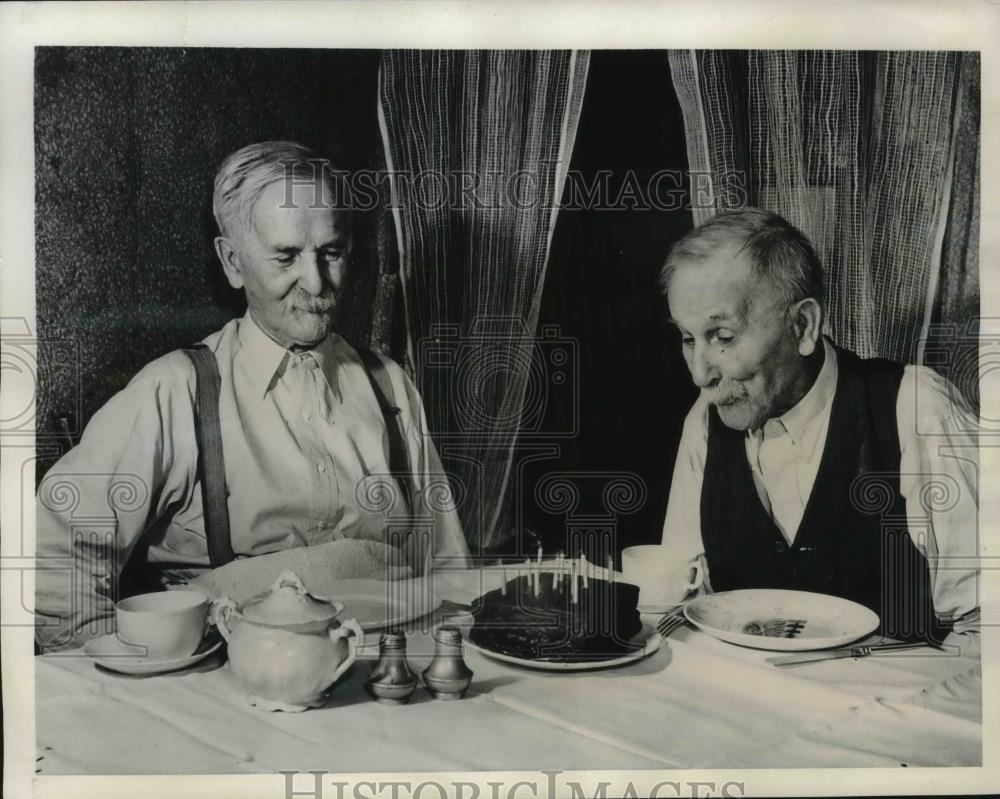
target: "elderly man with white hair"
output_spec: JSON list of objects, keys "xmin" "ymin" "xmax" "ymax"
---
[
  {"xmin": 659, "ymin": 208, "xmax": 979, "ymax": 646},
  {"xmin": 35, "ymin": 141, "xmax": 469, "ymax": 652}
]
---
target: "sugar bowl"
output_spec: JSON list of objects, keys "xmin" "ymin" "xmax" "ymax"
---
[{"xmin": 213, "ymin": 572, "xmax": 362, "ymax": 712}]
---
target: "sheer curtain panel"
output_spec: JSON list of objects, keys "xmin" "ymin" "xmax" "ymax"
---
[
  {"xmin": 379, "ymin": 50, "xmax": 590, "ymax": 551},
  {"xmin": 667, "ymin": 50, "xmax": 979, "ymax": 397}
]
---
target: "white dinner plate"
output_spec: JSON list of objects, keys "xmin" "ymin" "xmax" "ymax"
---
[
  {"xmin": 334, "ymin": 579, "xmax": 442, "ymax": 630},
  {"xmin": 683, "ymin": 589, "xmax": 880, "ymax": 651},
  {"xmin": 464, "ymin": 620, "xmax": 662, "ymax": 672},
  {"xmin": 83, "ymin": 634, "xmax": 224, "ymax": 675}
]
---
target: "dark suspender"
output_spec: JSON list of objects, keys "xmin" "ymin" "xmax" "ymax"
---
[
  {"xmin": 184, "ymin": 345, "xmax": 237, "ymax": 568},
  {"xmin": 356, "ymin": 348, "xmax": 415, "ymax": 517},
  {"xmin": 183, "ymin": 343, "xmax": 413, "ymax": 568}
]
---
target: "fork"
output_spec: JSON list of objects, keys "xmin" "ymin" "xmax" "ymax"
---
[
  {"xmin": 742, "ymin": 618, "xmax": 808, "ymax": 638},
  {"xmin": 656, "ymin": 611, "xmax": 689, "ymax": 639}
]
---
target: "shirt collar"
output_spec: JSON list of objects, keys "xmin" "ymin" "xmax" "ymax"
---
[
  {"xmin": 237, "ymin": 312, "xmax": 341, "ymax": 400},
  {"xmin": 758, "ymin": 337, "xmax": 838, "ymax": 445}
]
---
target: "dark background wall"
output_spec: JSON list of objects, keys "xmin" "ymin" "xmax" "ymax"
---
[{"xmin": 35, "ymin": 47, "xmax": 384, "ymax": 478}]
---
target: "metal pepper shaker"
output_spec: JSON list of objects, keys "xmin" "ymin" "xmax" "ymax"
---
[
  {"xmin": 365, "ymin": 631, "xmax": 418, "ymax": 705},
  {"xmin": 422, "ymin": 625, "xmax": 474, "ymax": 700}
]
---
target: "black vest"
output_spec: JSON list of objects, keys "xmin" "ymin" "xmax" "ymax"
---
[{"xmin": 700, "ymin": 344, "xmax": 948, "ymax": 643}]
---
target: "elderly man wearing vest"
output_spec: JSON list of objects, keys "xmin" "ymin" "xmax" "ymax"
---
[
  {"xmin": 35, "ymin": 142, "xmax": 470, "ymax": 652},
  {"xmin": 660, "ymin": 208, "xmax": 979, "ymax": 646}
]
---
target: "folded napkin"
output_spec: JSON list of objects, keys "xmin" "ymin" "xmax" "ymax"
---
[{"xmin": 186, "ymin": 538, "xmax": 412, "ymax": 604}]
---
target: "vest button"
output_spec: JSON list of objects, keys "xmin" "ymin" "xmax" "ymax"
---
[{"xmin": 773, "ymin": 540, "xmax": 787, "ymax": 554}]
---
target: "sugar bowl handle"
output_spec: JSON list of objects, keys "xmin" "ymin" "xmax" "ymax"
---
[
  {"xmin": 211, "ymin": 596, "xmax": 239, "ymax": 642},
  {"xmin": 327, "ymin": 618, "xmax": 364, "ymax": 684}
]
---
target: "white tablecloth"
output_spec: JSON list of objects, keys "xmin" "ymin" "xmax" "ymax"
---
[{"xmin": 35, "ymin": 568, "xmax": 982, "ymax": 774}]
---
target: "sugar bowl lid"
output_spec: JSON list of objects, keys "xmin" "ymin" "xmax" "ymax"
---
[{"xmin": 239, "ymin": 572, "xmax": 344, "ymax": 629}]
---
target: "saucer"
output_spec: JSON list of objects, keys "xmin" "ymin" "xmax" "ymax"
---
[{"xmin": 83, "ymin": 633, "xmax": 224, "ymax": 675}]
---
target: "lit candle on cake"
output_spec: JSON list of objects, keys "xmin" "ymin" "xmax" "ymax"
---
[
  {"xmin": 500, "ymin": 559, "xmax": 507, "ymax": 595},
  {"xmin": 606, "ymin": 554, "xmax": 614, "ymax": 582},
  {"xmin": 570, "ymin": 560, "xmax": 578, "ymax": 604},
  {"xmin": 580, "ymin": 552, "xmax": 589, "ymax": 589},
  {"xmin": 554, "ymin": 552, "xmax": 562, "ymax": 588}
]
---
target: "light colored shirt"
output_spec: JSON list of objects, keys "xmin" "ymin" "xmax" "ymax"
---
[
  {"xmin": 661, "ymin": 338, "xmax": 979, "ymax": 625},
  {"xmin": 35, "ymin": 313, "xmax": 469, "ymax": 650},
  {"xmin": 745, "ymin": 336, "xmax": 838, "ymax": 544}
]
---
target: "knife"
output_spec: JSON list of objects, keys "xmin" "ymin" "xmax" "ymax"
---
[{"xmin": 768, "ymin": 640, "xmax": 934, "ymax": 666}]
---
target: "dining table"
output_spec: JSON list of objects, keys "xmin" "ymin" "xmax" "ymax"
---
[{"xmin": 34, "ymin": 565, "xmax": 982, "ymax": 774}]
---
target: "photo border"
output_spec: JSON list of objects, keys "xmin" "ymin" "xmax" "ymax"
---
[{"xmin": 2, "ymin": 1, "xmax": 998, "ymax": 797}]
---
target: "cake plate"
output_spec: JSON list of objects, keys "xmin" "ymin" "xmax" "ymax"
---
[{"xmin": 462, "ymin": 620, "xmax": 662, "ymax": 672}]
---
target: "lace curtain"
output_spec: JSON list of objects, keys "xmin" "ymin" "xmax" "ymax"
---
[
  {"xmin": 667, "ymin": 50, "xmax": 979, "ymax": 402},
  {"xmin": 378, "ymin": 50, "xmax": 590, "ymax": 551}
]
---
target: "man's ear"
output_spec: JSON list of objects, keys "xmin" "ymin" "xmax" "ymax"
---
[
  {"xmin": 791, "ymin": 297, "xmax": 823, "ymax": 356},
  {"xmin": 214, "ymin": 237, "xmax": 244, "ymax": 290}
]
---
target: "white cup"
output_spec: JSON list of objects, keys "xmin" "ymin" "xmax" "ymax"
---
[
  {"xmin": 115, "ymin": 589, "xmax": 209, "ymax": 660},
  {"xmin": 620, "ymin": 545, "xmax": 704, "ymax": 612}
]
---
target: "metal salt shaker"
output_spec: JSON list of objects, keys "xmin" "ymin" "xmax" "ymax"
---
[
  {"xmin": 422, "ymin": 625, "xmax": 474, "ymax": 700},
  {"xmin": 365, "ymin": 631, "xmax": 418, "ymax": 705}
]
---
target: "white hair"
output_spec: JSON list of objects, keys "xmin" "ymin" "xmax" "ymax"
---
[
  {"xmin": 660, "ymin": 208, "xmax": 824, "ymax": 307},
  {"xmin": 212, "ymin": 141, "xmax": 347, "ymax": 238}
]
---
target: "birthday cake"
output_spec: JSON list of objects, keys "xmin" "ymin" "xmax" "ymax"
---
[{"xmin": 469, "ymin": 573, "xmax": 643, "ymax": 662}]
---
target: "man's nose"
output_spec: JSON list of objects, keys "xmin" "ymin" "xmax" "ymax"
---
[
  {"xmin": 688, "ymin": 342, "xmax": 720, "ymax": 389},
  {"xmin": 297, "ymin": 254, "xmax": 326, "ymax": 296}
]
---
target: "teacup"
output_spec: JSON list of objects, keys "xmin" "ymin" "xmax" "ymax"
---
[
  {"xmin": 621, "ymin": 545, "xmax": 704, "ymax": 612},
  {"xmin": 115, "ymin": 589, "xmax": 209, "ymax": 660}
]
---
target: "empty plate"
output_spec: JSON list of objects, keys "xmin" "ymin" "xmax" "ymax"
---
[
  {"xmin": 333, "ymin": 579, "xmax": 441, "ymax": 630},
  {"xmin": 683, "ymin": 589, "xmax": 879, "ymax": 651}
]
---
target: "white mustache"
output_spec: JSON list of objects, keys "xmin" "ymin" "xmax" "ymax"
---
[
  {"xmin": 707, "ymin": 381, "xmax": 748, "ymax": 406},
  {"xmin": 291, "ymin": 292, "xmax": 336, "ymax": 313}
]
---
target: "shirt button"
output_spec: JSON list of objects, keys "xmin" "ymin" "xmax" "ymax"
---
[
  {"xmin": 303, "ymin": 412, "xmax": 312, "ymax": 422},
  {"xmin": 316, "ymin": 463, "xmax": 326, "ymax": 474}
]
